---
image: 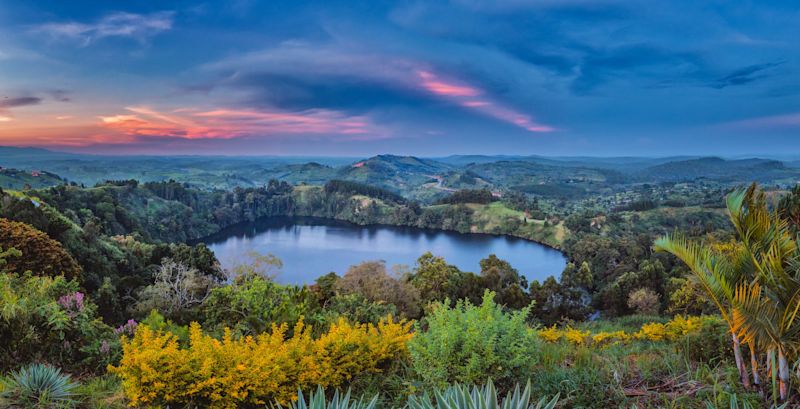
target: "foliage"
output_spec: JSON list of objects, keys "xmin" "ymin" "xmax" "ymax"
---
[
  {"xmin": 317, "ymin": 293, "xmax": 398, "ymax": 326},
  {"xmin": 134, "ymin": 258, "xmax": 217, "ymax": 323},
  {"xmin": 0, "ymin": 273, "xmax": 118, "ymax": 373},
  {"xmin": 656, "ymin": 184, "xmax": 800, "ymax": 401},
  {"xmin": 203, "ymin": 274, "xmax": 319, "ymax": 336},
  {"xmin": 478, "ymin": 255, "xmax": 530, "ymax": 310},
  {"xmin": 337, "ymin": 261, "xmax": 421, "ymax": 319},
  {"xmin": 324, "ymin": 180, "xmax": 406, "ymax": 204},
  {"xmin": 0, "ymin": 218, "xmax": 82, "ymax": 278},
  {"xmin": 627, "ymin": 288, "xmax": 660, "ymax": 315},
  {"xmin": 435, "ymin": 189, "xmax": 497, "ymax": 205},
  {"xmin": 408, "ymin": 291, "xmax": 538, "ymax": 390},
  {"xmin": 407, "ymin": 380, "xmax": 558, "ymax": 409},
  {"xmin": 537, "ymin": 315, "xmax": 711, "ymax": 346},
  {"xmin": 109, "ymin": 317, "xmax": 413, "ymax": 408},
  {"xmin": 0, "ymin": 363, "xmax": 78, "ymax": 408}
]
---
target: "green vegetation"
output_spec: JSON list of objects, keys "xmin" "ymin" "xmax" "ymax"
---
[
  {"xmin": 407, "ymin": 381, "xmax": 558, "ymax": 409},
  {"xmin": 0, "ymin": 363, "xmax": 78, "ymax": 408},
  {"xmin": 4, "ymin": 148, "xmax": 800, "ymax": 406}
]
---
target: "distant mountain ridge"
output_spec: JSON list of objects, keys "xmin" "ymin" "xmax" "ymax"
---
[{"xmin": 1, "ymin": 146, "xmax": 798, "ymax": 197}]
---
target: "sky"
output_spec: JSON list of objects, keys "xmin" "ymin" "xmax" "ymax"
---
[{"xmin": 0, "ymin": 0, "xmax": 798, "ymax": 157}]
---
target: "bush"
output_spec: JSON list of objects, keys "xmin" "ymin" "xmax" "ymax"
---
[
  {"xmin": 202, "ymin": 274, "xmax": 319, "ymax": 336},
  {"xmin": 407, "ymin": 380, "xmax": 558, "ymax": 409},
  {"xmin": 317, "ymin": 293, "xmax": 398, "ymax": 326},
  {"xmin": 109, "ymin": 317, "xmax": 413, "ymax": 408},
  {"xmin": 0, "ymin": 273, "xmax": 118, "ymax": 372},
  {"xmin": 0, "ymin": 218, "xmax": 82, "ymax": 278},
  {"xmin": 408, "ymin": 291, "xmax": 538, "ymax": 390},
  {"xmin": 627, "ymin": 288, "xmax": 660, "ymax": 315},
  {"xmin": 677, "ymin": 315, "xmax": 731, "ymax": 363},
  {"xmin": 0, "ymin": 363, "xmax": 78, "ymax": 408},
  {"xmin": 337, "ymin": 261, "xmax": 421, "ymax": 319}
]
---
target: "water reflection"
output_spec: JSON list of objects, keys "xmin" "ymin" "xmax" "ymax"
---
[{"xmin": 200, "ymin": 216, "xmax": 567, "ymax": 285}]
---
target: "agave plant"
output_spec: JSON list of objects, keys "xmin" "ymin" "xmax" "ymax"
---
[
  {"xmin": 0, "ymin": 363, "xmax": 78, "ymax": 408},
  {"xmin": 406, "ymin": 380, "xmax": 558, "ymax": 409},
  {"xmin": 283, "ymin": 386, "xmax": 379, "ymax": 409}
]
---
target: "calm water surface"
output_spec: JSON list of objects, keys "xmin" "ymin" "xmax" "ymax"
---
[{"xmin": 201, "ymin": 216, "xmax": 566, "ymax": 284}]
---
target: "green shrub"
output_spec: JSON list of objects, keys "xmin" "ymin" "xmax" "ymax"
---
[
  {"xmin": 202, "ymin": 274, "xmax": 319, "ymax": 336},
  {"xmin": 408, "ymin": 291, "xmax": 538, "ymax": 390},
  {"xmin": 317, "ymin": 293, "xmax": 398, "ymax": 326},
  {"xmin": 0, "ymin": 273, "xmax": 118, "ymax": 372},
  {"xmin": 407, "ymin": 380, "xmax": 558, "ymax": 409},
  {"xmin": 0, "ymin": 363, "xmax": 78, "ymax": 408},
  {"xmin": 678, "ymin": 315, "xmax": 731, "ymax": 363}
]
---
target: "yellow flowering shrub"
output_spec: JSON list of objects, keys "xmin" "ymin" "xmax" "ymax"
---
[
  {"xmin": 635, "ymin": 322, "xmax": 668, "ymax": 341},
  {"xmin": 665, "ymin": 315, "xmax": 701, "ymax": 338},
  {"xmin": 563, "ymin": 327, "xmax": 590, "ymax": 345},
  {"xmin": 538, "ymin": 316, "xmax": 706, "ymax": 346},
  {"xmin": 591, "ymin": 330, "xmax": 629, "ymax": 346},
  {"xmin": 108, "ymin": 317, "xmax": 413, "ymax": 409},
  {"xmin": 538, "ymin": 325, "xmax": 562, "ymax": 343}
]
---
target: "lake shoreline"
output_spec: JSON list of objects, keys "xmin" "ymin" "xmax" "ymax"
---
[
  {"xmin": 192, "ymin": 213, "xmax": 566, "ymax": 253},
  {"xmin": 194, "ymin": 215, "xmax": 567, "ymax": 284}
]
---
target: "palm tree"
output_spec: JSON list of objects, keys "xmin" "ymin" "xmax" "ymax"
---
[
  {"xmin": 654, "ymin": 233, "xmax": 752, "ymax": 388},
  {"xmin": 658, "ymin": 184, "xmax": 800, "ymax": 401}
]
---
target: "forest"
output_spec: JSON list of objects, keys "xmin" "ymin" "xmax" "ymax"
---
[{"xmin": 1, "ymin": 155, "xmax": 800, "ymax": 407}]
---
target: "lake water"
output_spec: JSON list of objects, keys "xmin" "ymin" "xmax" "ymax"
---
[{"xmin": 201, "ymin": 216, "xmax": 567, "ymax": 285}]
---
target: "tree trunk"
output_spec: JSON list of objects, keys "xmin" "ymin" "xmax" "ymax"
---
[
  {"xmin": 749, "ymin": 342, "xmax": 760, "ymax": 386},
  {"xmin": 778, "ymin": 348, "xmax": 789, "ymax": 401},
  {"xmin": 732, "ymin": 332, "xmax": 751, "ymax": 389}
]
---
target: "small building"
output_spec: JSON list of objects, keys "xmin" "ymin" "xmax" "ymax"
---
[{"xmin": 31, "ymin": 171, "xmax": 40, "ymax": 177}]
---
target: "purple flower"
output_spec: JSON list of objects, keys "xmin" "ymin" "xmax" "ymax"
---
[
  {"xmin": 99, "ymin": 340, "xmax": 111, "ymax": 354},
  {"xmin": 57, "ymin": 292, "xmax": 85, "ymax": 315},
  {"xmin": 114, "ymin": 319, "xmax": 138, "ymax": 337}
]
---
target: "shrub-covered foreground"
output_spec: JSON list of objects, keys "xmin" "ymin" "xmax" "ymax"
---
[{"xmin": 109, "ymin": 318, "xmax": 412, "ymax": 408}]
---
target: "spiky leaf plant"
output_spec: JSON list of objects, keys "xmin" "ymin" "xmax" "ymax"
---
[
  {"xmin": 284, "ymin": 386, "xmax": 379, "ymax": 409},
  {"xmin": 406, "ymin": 380, "xmax": 558, "ymax": 409},
  {"xmin": 0, "ymin": 363, "xmax": 78, "ymax": 408}
]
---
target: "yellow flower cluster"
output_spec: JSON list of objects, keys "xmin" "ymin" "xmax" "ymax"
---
[
  {"xmin": 633, "ymin": 315, "xmax": 702, "ymax": 341},
  {"xmin": 537, "ymin": 326, "xmax": 591, "ymax": 345},
  {"xmin": 108, "ymin": 317, "xmax": 413, "ymax": 409},
  {"xmin": 537, "ymin": 316, "xmax": 706, "ymax": 347}
]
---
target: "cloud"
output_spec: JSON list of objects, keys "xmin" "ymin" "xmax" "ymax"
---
[
  {"xmin": 33, "ymin": 11, "xmax": 174, "ymax": 45},
  {"xmin": 199, "ymin": 40, "xmax": 553, "ymax": 133},
  {"xmin": 723, "ymin": 112, "xmax": 800, "ymax": 130},
  {"xmin": 97, "ymin": 105, "xmax": 388, "ymax": 141},
  {"xmin": 0, "ymin": 96, "xmax": 42, "ymax": 109},
  {"xmin": 708, "ymin": 61, "xmax": 786, "ymax": 89},
  {"xmin": 415, "ymin": 70, "xmax": 554, "ymax": 132},
  {"xmin": 49, "ymin": 89, "xmax": 72, "ymax": 102},
  {"xmin": 0, "ymin": 116, "xmax": 12, "ymax": 122},
  {"xmin": 571, "ymin": 44, "xmax": 705, "ymax": 94}
]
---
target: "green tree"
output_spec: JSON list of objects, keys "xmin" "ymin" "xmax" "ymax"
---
[{"xmin": 0, "ymin": 218, "xmax": 82, "ymax": 279}]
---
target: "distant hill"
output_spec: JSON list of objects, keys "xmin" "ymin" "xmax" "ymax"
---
[
  {"xmin": 335, "ymin": 155, "xmax": 453, "ymax": 197},
  {"xmin": 637, "ymin": 157, "xmax": 791, "ymax": 182},
  {"xmin": 0, "ymin": 167, "xmax": 64, "ymax": 190}
]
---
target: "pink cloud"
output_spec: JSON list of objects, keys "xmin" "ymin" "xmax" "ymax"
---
[
  {"xmin": 97, "ymin": 106, "xmax": 387, "ymax": 141},
  {"xmin": 723, "ymin": 112, "xmax": 800, "ymax": 129},
  {"xmin": 415, "ymin": 70, "xmax": 554, "ymax": 133},
  {"xmin": 418, "ymin": 71, "xmax": 480, "ymax": 97}
]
